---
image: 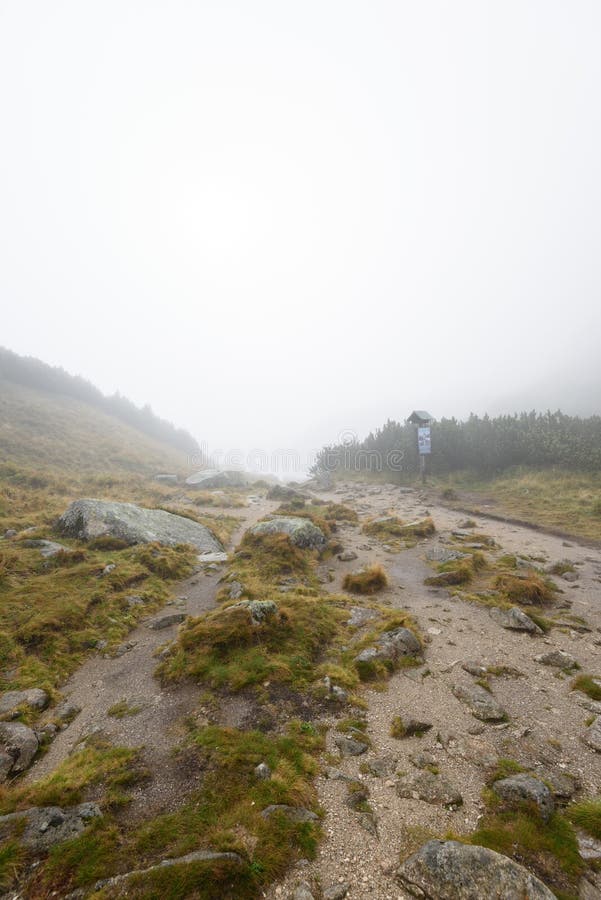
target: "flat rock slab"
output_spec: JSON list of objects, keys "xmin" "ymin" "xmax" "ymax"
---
[
  {"xmin": 396, "ymin": 840, "xmax": 556, "ymax": 899},
  {"xmin": 396, "ymin": 771, "xmax": 462, "ymax": 808},
  {"xmin": 260, "ymin": 804, "xmax": 318, "ymax": 823},
  {"xmin": 0, "ymin": 803, "xmax": 101, "ymax": 851},
  {"xmin": 535, "ymin": 649, "xmax": 577, "ymax": 669},
  {"xmin": 21, "ymin": 539, "xmax": 68, "ymax": 557},
  {"xmin": 57, "ymin": 499, "xmax": 223, "ymax": 553},
  {"xmin": 146, "ymin": 613, "xmax": 187, "ymax": 630},
  {"xmin": 452, "ymin": 683, "xmax": 506, "ymax": 722}
]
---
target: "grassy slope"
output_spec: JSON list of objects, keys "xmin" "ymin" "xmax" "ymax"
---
[
  {"xmin": 0, "ymin": 379, "xmax": 191, "ymax": 475},
  {"xmin": 435, "ymin": 468, "xmax": 601, "ymax": 542}
]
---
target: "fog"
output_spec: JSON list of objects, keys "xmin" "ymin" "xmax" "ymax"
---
[{"xmin": 1, "ymin": 1, "xmax": 600, "ymax": 474}]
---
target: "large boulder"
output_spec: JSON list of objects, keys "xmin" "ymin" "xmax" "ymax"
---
[
  {"xmin": 57, "ymin": 499, "xmax": 223, "ymax": 553},
  {"xmin": 250, "ymin": 516, "xmax": 326, "ymax": 550},
  {"xmin": 396, "ymin": 840, "xmax": 556, "ymax": 899},
  {"xmin": 452, "ymin": 683, "xmax": 506, "ymax": 722},
  {"xmin": 0, "ymin": 721, "xmax": 39, "ymax": 778},
  {"xmin": 0, "ymin": 802, "xmax": 101, "ymax": 851},
  {"xmin": 185, "ymin": 469, "xmax": 230, "ymax": 488}
]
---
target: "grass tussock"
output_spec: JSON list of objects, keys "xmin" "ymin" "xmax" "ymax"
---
[
  {"xmin": 235, "ymin": 532, "xmax": 315, "ymax": 584},
  {"xmin": 494, "ymin": 573, "xmax": 557, "ymax": 607},
  {"xmin": 567, "ymin": 798, "xmax": 601, "ymax": 840},
  {"xmin": 32, "ymin": 723, "xmax": 323, "ymax": 899},
  {"xmin": 276, "ymin": 499, "xmax": 358, "ymax": 530},
  {"xmin": 571, "ymin": 674, "xmax": 601, "ymax": 702},
  {"xmin": 159, "ymin": 592, "xmax": 345, "ymax": 692},
  {"xmin": 343, "ymin": 564, "xmax": 389, "ymax": 595},
  {"xmin": 425, "ymin": 551, "xmax": 486, "ymax": 588},
  {"xmin": 363, "ymin": 516, "xmax": 434, "ymax": 541}
]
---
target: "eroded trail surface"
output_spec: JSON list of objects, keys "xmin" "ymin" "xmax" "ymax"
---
[
  {"xmin": 267, "ymin": 481, "xmax": 601, "ymax": 900},
  {"xmin": 25, "ymin": 499, "xmax": 274, "ymax": 816}
]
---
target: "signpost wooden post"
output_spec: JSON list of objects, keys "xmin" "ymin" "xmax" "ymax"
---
[{"xmin": 407, "ymin": 411, "xmax": 434, "ymax": 485}]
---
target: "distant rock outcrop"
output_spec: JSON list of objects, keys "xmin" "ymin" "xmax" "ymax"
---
[{"xmin": 57, "ymin": 499, "xmax": 223, "ymax": 552}]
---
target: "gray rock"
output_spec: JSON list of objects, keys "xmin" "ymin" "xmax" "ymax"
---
[
  {"xmin": 396, "ymin": 840, "xmax": 556, "ymax": 899},
  {"xmin": 57, "ymin": 499, "xmax": 223, "ymax": 553},
  {"xmin": 229, "ymin": 599, "xmax": 278, "ymax": 625},
  {"xmin": 577, "ymin": 831, "xmax": 601, "ymax": 860},
  {"xmin": 410, "ymin": 750, "xmax": 438, "ymax": 770},
  {"xmin": 396, "ymin": 771, "xmax": 462, "ymax": 808},
  {"xmin": 197, "ymin": 551, "xmax": 228, "ymax": 564},
  {"xmin": 0, "ymin": 688, "xmax": 49, "ymax": 718},
  {"xmin": 154, "ymin": 474, "xmax": 178, "ymax": 484},
  {"xmin": 228, "ymin": 580, "xmax": 244, "ymax": 600},
  {"xmin": 367, "ymin": 755, "xmax": 397, "ymax": 777},
  {"xmin": 338, "ymin": 550, "xmax": 358, "ymax": 561},
  {"xmin": 355, "ymin": 627, "xmax": 422, "ymax": 670},
  {"xmin": 0, "ymin": 721, "xmax": 38, "ymax": 778},
  {"xmin": 185, "ymin": 469, "xmax": 231, "ymax": 488},
  {"xmin": 535, "ymin": 649, "xmax": 578, "ymax": 669},
  {"xmin": 584, "ymin": 716, "xmax": 601, "ymax": 752},
  {"xmin": 448, "ymin": 736, "xmax": 497, "ymax": 769},
  {"xmin": 2, "ymin": 529, "xmax": 17, "ymax": 539},
  {"xmin": 452, "ymin": 683, "xmax": 506, "ymax": 722},
  {"xmin": 347, "ymin": 607, "xmax": 379, "ymax": 627},
  {"xmin": 461, "ymin": 661, "xmax": 488, "ymax": 677},
  {"xmin": 250, "ymin": 516, "xmax": 326, "ymax": 550},
  {"xmin": 493, "ymin": 774, "xmax": 554, "ymax": 821},
  {"xmin": 292, "ymin": 882, "xmax": 315, "ymax": 900},
  {"xmin": 101, "ymin": 563, "xmax": 116, "ymax": 576},
  {"xmin": 490, "ymin": 606, "xmax": 543, "ymax": 634},
  {"xmin": 0, "ymin": 802, "xmax": 101, "ymax": 850},
  {"xmin": 254, "ymin": 762, "xmax": 271, "ymax": 780},
  {"xmin": 562, "ymin": 571, "xmax": 579, "ymax": 582},
  {"xmin": 323, "ymin": 884, "xmax": 350, "ymax": 900},
  {"xmin": 334, "ymin": 735, "xmax": 368, "ymax": 756},
  {"xmin": 21, "ymin": 539, "xmax": 68, "ymax": 558},
  {"xmin": 146, "ymin": 613, "xmax": 186, "ymax": 630},
  {"xmin": 260, "ymin": 805, "xmax": 318, "ymax": 823},
  {"xmin": 426, "ymin": 547, "xmax": 467, "ymax": 563}
]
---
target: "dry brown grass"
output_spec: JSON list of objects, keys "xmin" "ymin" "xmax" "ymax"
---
[{"xmin": 343, "ymin": 564, "xmax": 389, "ymax": 595}]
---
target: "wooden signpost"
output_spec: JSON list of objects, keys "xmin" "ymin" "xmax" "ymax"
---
[{"xmin": 407, "ymin": 410, "xmax": 434, "ymax": 484}]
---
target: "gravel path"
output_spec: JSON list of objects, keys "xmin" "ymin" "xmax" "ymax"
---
[{"xmin": 267, "ymin": 482, "xmax": 601, "ymax": 900}]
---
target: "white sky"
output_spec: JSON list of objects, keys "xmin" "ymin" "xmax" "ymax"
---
[{"xmin": 1, "ymin": 1, "xmax": 600, "ymax": 472}]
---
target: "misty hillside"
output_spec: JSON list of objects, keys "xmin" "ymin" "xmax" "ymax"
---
[{"xmin": 0, "ymin": 349, "xmax": 198, "ymax": 476}]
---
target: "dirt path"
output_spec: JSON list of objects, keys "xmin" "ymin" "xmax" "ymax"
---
[
  {"xmin": 267, "ymin": 482, "xmax": 601, "ymax": 900},
  {"xmin": 25, "ymin": 497, "xmax": 276, "ymax": 815}
]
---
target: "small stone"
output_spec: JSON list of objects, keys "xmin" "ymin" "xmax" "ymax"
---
[
  {"xmin": 254, "ymin": 762, "xmax": 271, "ymax": 780},
  {"xmin": 334, "ymin": 735, "xmax": 368, "ymax": 756}
]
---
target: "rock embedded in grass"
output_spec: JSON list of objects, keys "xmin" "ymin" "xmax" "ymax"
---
[
  {"xmin": 57, "ymin": 498, "xmax": 223, "ymax": 552},
  {"xmin": 260, "ymin": 804, "xmax": 319, "ymax": 822},
  {"xmin": 146, "ymin": 612, "xmax": 186, "ymax": 630},
  {"xmin": 0, "ymin": 802, "xmax": 101, "ymax": 850},
  {"xmin": 493, "ymin": 773, "xmax": 554, "ymax": 821},
  {"xmin": 249, "ymin": 515, "xmax": 326, "ymax": 549},
  {"xmin": 0, "ymin": 688, "xmax": 49, "ymax": 718},
  {"xmin": 396, "ymin": 840, "xmax": 556, "ymax": 899},
  {"xmin": 0, "ymin": 721, "xmax": 39, "ymax": 779},
  {"xmin": 334, "ymin": 735, "xmax": 369, "ymax": 756}
]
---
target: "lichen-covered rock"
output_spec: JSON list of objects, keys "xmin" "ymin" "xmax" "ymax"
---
[
  {"xmin": 0, "ymin": 721, "xmax": 38, "ymax": 778},
  {"xmin": 354, "ymin": 626, "xmax": 422, "ymax": 671},
  {"xmin": 396, "ymin": 840, "xmax": 556, "ymax": 898},
  {"xmin": 0, "ymin": 688, "xmax": 49, "ymax": 718},
  {"xmin": 250, "ymin": 516, "xmax": 326, "ymax": 550},
  {"xmin": 452, "ymin": 683, "xmax": 506, "ymax": 722},
  {"xmin": 229, "ymin": 599, "xmax": 278, "ymax": 625},
  {"xmin": 493, "ymin": 774, "xmax": 554, "ymax": 821},
  {"xmin": 535, "ymin": 649, "xmax": 577, "ymax": 669},
  {"xmin": 490, "ymin": 606, "xmax": 542, "ymax": 634},
  {"xmin": 0, "ymin": 802, "xmax": 101, "ymax": 850},
  {"xmin": 396, "ymin": 771, "xmax": 462, "ymax": 808},
  {"xmin": 57, "ymin": 499, "xmax": 223, "ymax": 553}
]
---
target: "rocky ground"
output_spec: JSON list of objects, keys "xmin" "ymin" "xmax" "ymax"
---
[
  {"xmin": 264, "ymin": 481, "xmax": 601, "ymax": 900},
  {"xmin": 4, "ymin": 480, "xmax": 601, "ymax": 899}
]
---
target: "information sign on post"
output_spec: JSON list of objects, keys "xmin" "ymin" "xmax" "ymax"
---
[{"xmin": 417, "ymin": 426, "xmax": 431, "ymax": 455}]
